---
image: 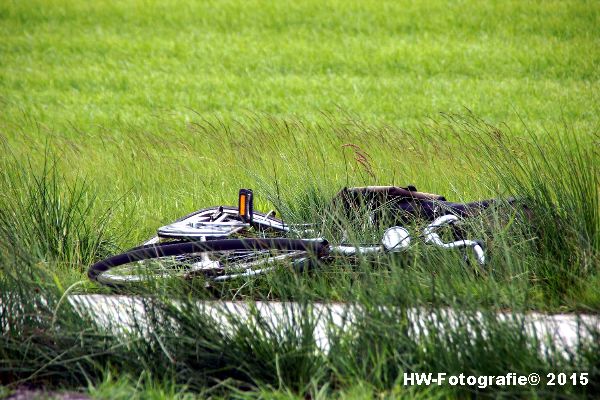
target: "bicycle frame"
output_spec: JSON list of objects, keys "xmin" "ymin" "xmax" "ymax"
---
[{"xmin": 153, "ymin": 205, "xmax": 484, "ymax": 264}]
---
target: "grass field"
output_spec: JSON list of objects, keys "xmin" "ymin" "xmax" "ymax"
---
[{"xmin": 1, "ymin": 0, "xmax": 599, "ymax": 398}]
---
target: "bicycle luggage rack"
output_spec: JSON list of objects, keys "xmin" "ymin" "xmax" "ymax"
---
[{"xmin": 157, "ymin": 190, "xmax": 290, "ymax": 240}]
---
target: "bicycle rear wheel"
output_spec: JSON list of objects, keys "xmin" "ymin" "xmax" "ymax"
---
[{"xmin": 88, "ymin": 238, "xmax": 327, "ymax": 286}]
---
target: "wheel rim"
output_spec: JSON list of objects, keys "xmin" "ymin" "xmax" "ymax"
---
[{"xmin": 95, "ymin": 248, "xmax": 308, "ymax": 285}]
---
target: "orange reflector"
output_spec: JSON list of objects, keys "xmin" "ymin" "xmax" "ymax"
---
[
  {"xmin": 238, "ymin": 189, "xmax": 253, "ymax": 222},
  {"xmin": 239, "ymin": 194, "xmax": 246, "ymax": 217}
]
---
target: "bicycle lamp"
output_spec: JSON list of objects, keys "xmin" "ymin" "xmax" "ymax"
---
[{"xmin": 382, "ymin": 226, "xmax": 411, "ymax": 252}]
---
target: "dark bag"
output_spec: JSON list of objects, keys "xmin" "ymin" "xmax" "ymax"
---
[{"xmin": 333, "ymin": 185, "xmax": 499, "ymax": 224}]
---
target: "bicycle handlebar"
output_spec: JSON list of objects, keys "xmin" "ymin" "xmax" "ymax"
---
[
  {"xmin": 422, "ymin": 215, "xmax": 485, "ymax": 265},
  {"xmin": 328, "ymin": 214, "xmax": 485, "ymax": 266}
]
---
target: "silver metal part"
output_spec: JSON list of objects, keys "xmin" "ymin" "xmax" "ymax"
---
[
  {"xmin": 329, "ymin": 245, "xmax": 382, "ymax": 256},
  {"xmin": 156, "ymin": 206, "xmax": 289, "ymax": 239},
  {"xmin": 423, "ymin": 214, "xmax": 485, "ymax": 266}
]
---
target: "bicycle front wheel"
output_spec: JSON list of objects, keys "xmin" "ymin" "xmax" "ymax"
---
[{"xmin": 88, "ymin": 238, "xmax": 327, "ymax": 286}]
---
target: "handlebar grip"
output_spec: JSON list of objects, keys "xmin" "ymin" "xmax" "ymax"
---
[{"xmin": 473, "ymin": 244, "xmax": 485, "ymax": 266}]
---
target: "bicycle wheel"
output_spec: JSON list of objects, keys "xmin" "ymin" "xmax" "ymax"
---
[{"xmin": 88, "ymin": 238, "xmax": 328, "ymax": 286}]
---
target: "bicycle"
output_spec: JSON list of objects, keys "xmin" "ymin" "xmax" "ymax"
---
[{"xmin": 88, "ymin": 188, "xmax": 488, "ymax": 286}]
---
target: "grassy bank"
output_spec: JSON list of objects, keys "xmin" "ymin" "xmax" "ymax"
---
[
  {"xmin": 1, "ymin": 115, "xmax": 598, "ymax": 397},
  {"xmin": 1, "ymin": 0, "xmax": 599, "ymax": 397},
  {"xmin": 1, "ymin": 247, "xmax": 599, "ymax": 399},
  {"xmin": 2, "ymin": 114, "xmax": 598, "ymax": 309}
]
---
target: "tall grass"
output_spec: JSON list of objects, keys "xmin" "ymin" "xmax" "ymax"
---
[
  {"xmin": 3, "ymin": 113, "xmax": 595, "ymax": 310},
  {"xmin": 0, "ymin": 246, "xmax": 124, "ymax": 387},
  {"xmin": 2, "ymin": 257, "xmax": 598, "ymax": 397},
  {"xmin": 0, "ymin": 151, "xmax": 122, "ymax": 275},
  {"xmin": 1, "ymin": 114, "xmax": 599, "ymax": 397},
  {"xmin": 440, "ymin": 113, "xmax": 599, "ymax": 304}
]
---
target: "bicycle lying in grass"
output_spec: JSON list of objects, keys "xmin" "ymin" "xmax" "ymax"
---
[{"xmin": 89, "ymin": 187, "xmax": 503, "ymax": 286}]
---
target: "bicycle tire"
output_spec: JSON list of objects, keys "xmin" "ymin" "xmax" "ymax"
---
[{"xmin": 88, "ymin": 238, "xmax": 328, "ymax": 286}]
